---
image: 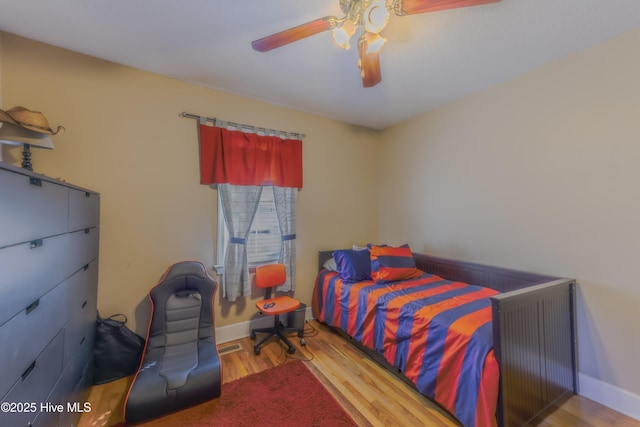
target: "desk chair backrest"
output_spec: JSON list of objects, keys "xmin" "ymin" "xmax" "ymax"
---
[{"xmin": 255, "ymin": 263, "xmax": 286, "ymax": 298}]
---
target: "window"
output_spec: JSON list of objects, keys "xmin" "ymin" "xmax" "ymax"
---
[{"xmin": 216, "ymin": 186, "xmax": 281, "ymax": 270}]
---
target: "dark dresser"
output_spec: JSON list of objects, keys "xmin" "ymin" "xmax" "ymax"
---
[{"xmin": 0, "ymin": 162, "xmax": 99, "ymax": 426}]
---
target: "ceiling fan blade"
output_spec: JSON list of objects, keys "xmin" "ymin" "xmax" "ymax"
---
[
  {"xmin": 252, "ymin": 17, "xmax": 335, "ymax": 52},
  {"xmin": 396, "ymin": 0, "xmax": 500, "ymax": 15},
  {"xmin": 358, "ymin": 38, "xmax": 382, "ymax": 88}
]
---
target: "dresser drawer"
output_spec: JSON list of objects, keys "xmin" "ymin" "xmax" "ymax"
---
[
  {"xmin": 64, "ymin": 260, "xmax": 99, "ymax": 367},
  {"xmin": 30, "ymin": 403, "xmax": 62, "ymax": 427},
  {"xmin": 56, "ymin": 329, "xmax": 95, "ymax": 427},
  {"xmin": 48, "ymin": 332, "xmax": 93, "ymax": 423},
  {"xmin": 0, "ymin": 330, "xmax": 64, "ymax": 427},
  {"xmin": 0, "ymin": 233, "xmax": 70, "ymax": 326},
  {"xmin": 30, "ymin": 404, "xmax": 62, "ymax": 427},
  {"xmin": 67, "ymin": 327, "xmax": 95, "ymax": 390},
  {"xmin": 68, "ymin": 187, "xmax": 100, "ymax": 232},
  {"xmin": 66, "ymin": 227, "xmax": 100, "ymax": 276},
  {"xmin": 0, "ymin": 167, "xmax": 69, "ymax": 248},
  {"xmin": 0, "ymin": 279, "xmax": 69, "ymax": 399}
]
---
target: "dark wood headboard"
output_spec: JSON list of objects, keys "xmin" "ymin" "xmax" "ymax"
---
[
  {"xmin": 318, "ymin": 250, "xmax": 560, "ymax": 293},
  {"xmin": 318, "ymin": 250, "xmax": 335, "ymax": 271}
]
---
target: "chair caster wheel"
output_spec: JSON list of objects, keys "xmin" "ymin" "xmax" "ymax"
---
[
  {"xmin": 250, "ymin": 331, "xmax": 256, "ymax": 340},
  {"xmin": 288, "ymin": 345, "xmax": 296, "ymax": 354},
  {"xmin": 300, "ymin": 338, "xmax": 306, "ymax": 346},
  {"xmin": 297, "ymin": 331, "xmax": 304, "ymax": 338},
  {"xmin": 254, "ymin": 345, "xmax": 261, "ymax": 355}
]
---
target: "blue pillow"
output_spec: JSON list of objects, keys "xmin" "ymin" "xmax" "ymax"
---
[{"xmin": 333, "ymin": 249, "xmax": 372, "ymax": 284}]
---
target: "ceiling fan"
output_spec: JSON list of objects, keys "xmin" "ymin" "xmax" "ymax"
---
[{"xmin": 252, "ymin": 0, "xmax": 501, "ymax": 88}]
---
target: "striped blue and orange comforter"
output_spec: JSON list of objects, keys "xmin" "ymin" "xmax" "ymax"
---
[{"xmin": 312, "ymin": 269, "xmax": 500, "ymax": 427}]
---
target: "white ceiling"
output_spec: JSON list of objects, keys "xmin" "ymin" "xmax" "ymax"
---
[{"xmin": 0, "ymin": 0, "xmax": 639, "ymax": 130}]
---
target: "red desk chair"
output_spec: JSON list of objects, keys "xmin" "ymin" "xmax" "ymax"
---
[{"xmin": 250, "ymin": 264, "xmax": 304, "ymax": 355}]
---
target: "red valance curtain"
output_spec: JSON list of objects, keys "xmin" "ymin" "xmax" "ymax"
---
[{"xmin": 199, "ymin": 124, "xmax": 303, "ymax": 188}]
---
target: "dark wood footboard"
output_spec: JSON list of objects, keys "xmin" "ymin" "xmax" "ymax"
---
[
  {"xmin": 317, "ymin": 250, "xmax": 578, "ymax": 427},
  {"xmin": 491, "ymin": 279, "xmax": 577, "ymax": 426}
]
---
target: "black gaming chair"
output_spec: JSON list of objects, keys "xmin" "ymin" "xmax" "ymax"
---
[{"xmin": 124, "ymin": 261, "xmax": 221, "ymax": 423}]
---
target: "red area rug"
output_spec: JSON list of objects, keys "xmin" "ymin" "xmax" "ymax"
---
[{"xmin": 125, "ymin": 360, "xmax": 357, "ymax": 426}]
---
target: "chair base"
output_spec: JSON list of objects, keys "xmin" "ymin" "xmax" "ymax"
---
[{"xmin": 250, "ymin": 314, "xmax": 304, "ymax": 355}]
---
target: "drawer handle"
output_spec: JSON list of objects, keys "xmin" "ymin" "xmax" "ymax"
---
[
  {"xmin": 80, "ymin": 336, "xmax": 86, "ymax": 346},
  {"xmin": 30, "ymin": 239, "xmax": 43, "ymax": 249},
  {"xmin": 85, "ymin": 192, "xmax": 91, "ymax": 197},
  {"xmin": 82, "ymin": 300, "xmax": 88, "ymax": 309},
  {"xmin": 29, "ymin": 177, "xmax": 42, "ymax": 187},
  {"xmin": 26, "ymin": 299, "xmax": 40, "ymax": 315},
  {"xmin": 83, "ymin": 264, "xmax": 90, "ymax": 271},
  {"xmin": 21, "ymin": 361, "xmax": 36, "ymax": 381},
  {"xmin": 84, "ymin": 228, "xmax": 91, "ymax": 234}
]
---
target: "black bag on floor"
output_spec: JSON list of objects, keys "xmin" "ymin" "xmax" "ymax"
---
[{"xmin": 93, "ymin": 313, "xmax": 145, "ymax": 385}]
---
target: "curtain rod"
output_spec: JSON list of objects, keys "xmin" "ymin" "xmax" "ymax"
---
[{"xmin": 180, "ymin": 112, "xmax": 305, "ymax": 140}]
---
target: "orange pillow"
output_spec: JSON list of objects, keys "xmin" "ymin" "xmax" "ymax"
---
[{"xmin": 369, "ymin": 244, "xmax": 423, "ymax": 283}]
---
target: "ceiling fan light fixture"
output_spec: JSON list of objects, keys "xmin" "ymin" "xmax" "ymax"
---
[
  {"xmin": 332, "ymin": 19, "xmax": 357, "ymax": 49},
  {"xmin": 364, "ymin": 0, "xmax": 390, "ymax": 33},
  {"xmin": 363, "ymin": 31, "xmax": 387, "ymax": 53},
  {"xmin": 251, "ymin": 0, "xmax": 504, "ymax": 88}
]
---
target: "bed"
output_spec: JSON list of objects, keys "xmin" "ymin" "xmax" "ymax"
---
[{"xmin": 312, "ymin": 247, "xmax": 577, "ymax": 427}]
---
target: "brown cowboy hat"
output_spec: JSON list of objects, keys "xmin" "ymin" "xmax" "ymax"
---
[{"xmin": 0, "ymin": 106, "xmax": 64, "ymax": 135}]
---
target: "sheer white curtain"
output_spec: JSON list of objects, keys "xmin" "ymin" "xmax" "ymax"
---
[
  {"xmin": 274, "ymin": 186, "xmax": 297, "ymax": 292},
  {"xmin": 218, "ymin": 183, "xmax": 262, "ymax": 301}
]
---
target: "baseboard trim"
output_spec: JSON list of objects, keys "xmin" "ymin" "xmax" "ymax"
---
[
  {"xmin": 579, "ymin": 373, "xmax": 640, "ymax": 421},
  {"xmin": 215, "ymin": 306, "xmax": 314, "ymax": 344}
]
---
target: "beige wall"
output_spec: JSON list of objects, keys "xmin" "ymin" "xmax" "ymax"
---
[
  {"xmin": 379, "ymin": 29, "xmax": 640, "ymax": 397},
  {"xmin": 0, "ymin": 32, "xmax": 379, "ymax": 333}
]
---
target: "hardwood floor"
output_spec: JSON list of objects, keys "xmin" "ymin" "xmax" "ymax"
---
[{"xmin": 79, "ymin": 321, "xmax": 639, "ymax": 427}]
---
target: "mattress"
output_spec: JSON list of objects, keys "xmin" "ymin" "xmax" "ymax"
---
[{"xmin": 313, "ymin": 269, "xmax": 500, "ymax": 427}]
